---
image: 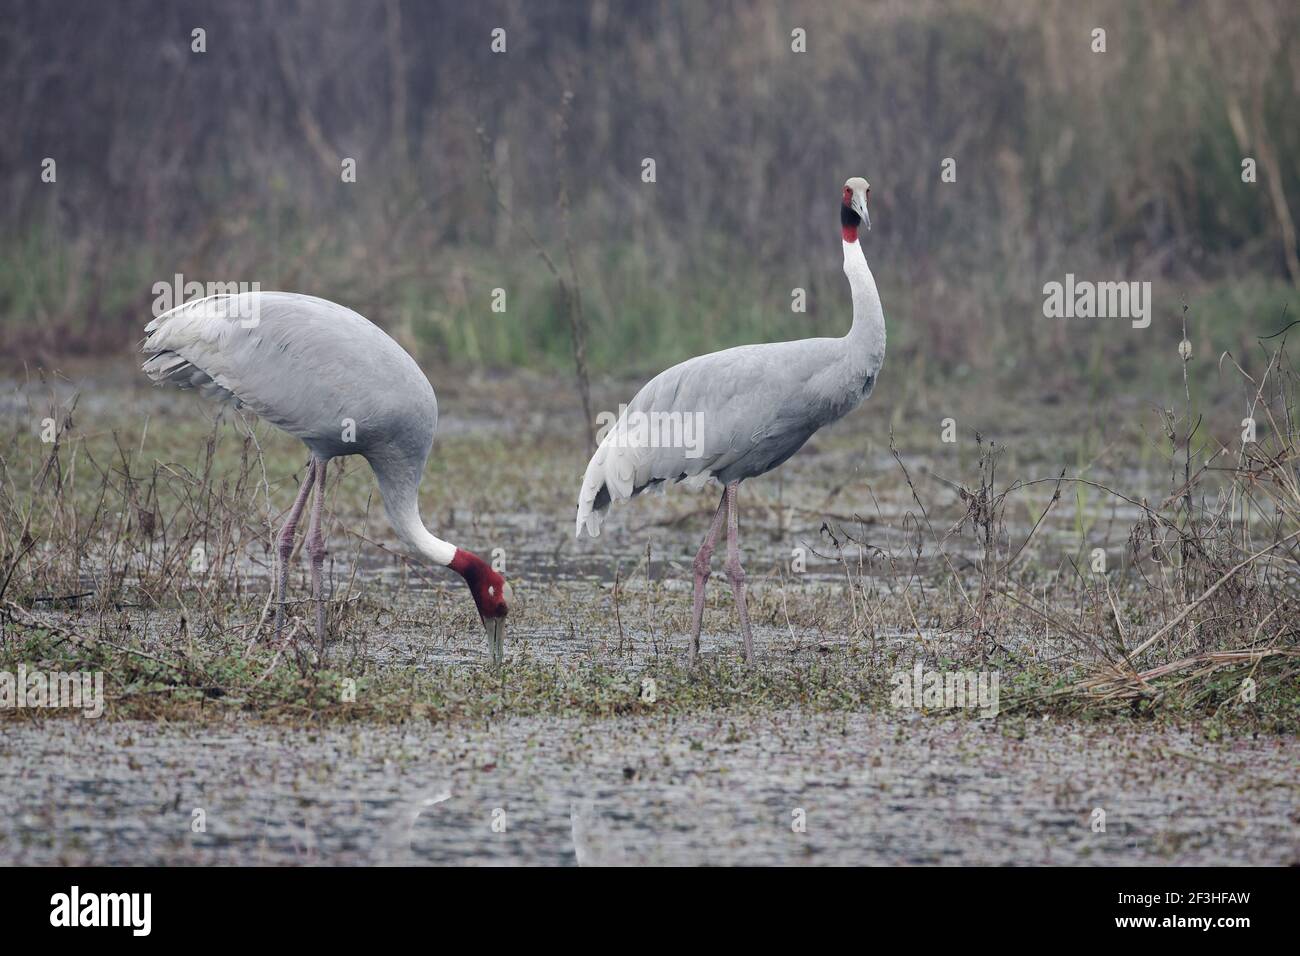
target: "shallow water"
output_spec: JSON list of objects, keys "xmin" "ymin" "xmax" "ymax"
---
[{"xmin": 1, "ymin": 715, "xmax": 1295, "ymax": 865}]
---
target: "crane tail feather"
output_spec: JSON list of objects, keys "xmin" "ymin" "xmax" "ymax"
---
[
  {"xmin": 575, "ymin": 435, "xmax": 638, "ymax": 538},
  {"xmin": 142, "ymin": 350, "xmax": 241, "ymax": 407},
  {"xmin": 140, "ymin": 295, "xmax": 246, "ymax": 408}
]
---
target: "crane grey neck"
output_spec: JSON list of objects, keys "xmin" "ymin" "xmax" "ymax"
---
[{"xmin": 842, "ymin": 239, "xmax": 886, "ymax": 379}]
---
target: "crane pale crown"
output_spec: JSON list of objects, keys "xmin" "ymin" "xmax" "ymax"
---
[{"xmin": 841, "ymin": 176, "xmax": 871, "ymax": 241}]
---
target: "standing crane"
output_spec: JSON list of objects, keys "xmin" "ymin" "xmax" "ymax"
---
[
  {"xmin": 576, "ymin": 177, "xmax": 883, "ymax": 664},
  {"xmin": 142, "ymin": 292, "xmax": 511, "ymax": 661}
]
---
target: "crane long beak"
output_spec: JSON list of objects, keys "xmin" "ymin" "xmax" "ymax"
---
[
  {"xmin": 852, "ymin": 195, "xmax": 872, "ymax": 231},
  {"xmin": 482, "ymin": 615, "xmax": 506, "ymax": 665}
]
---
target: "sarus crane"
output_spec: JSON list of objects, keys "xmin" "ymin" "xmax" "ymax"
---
[
  {"xmin": 142, "ymin": 292, "xmax": 511, "ymax": 661},
  {"xmin": 575, "ymin": 177, "xmax": 883, "ymax": 664}
]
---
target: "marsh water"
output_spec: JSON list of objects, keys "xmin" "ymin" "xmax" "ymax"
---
[{"xmin": 3, "ymin": 714, "xmax": 1297, "ymax": 865}]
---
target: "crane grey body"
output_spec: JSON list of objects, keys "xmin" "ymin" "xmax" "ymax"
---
[
  {"xmin": 589, "ymin": 332, "xmax": 879, "ymax": 500},
  {"xmin": 576, "ymin": 177, "xmax": 883, "ymax": 664},
  {"xmin": 144, "ymin": 292, "xmax": 436, "ymax": 465},
  {"xmin": 141, "ymin": 291, "xmax": 510, "ymax": 658}
]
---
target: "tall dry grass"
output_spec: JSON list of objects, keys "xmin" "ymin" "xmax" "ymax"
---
[{"xmin": 1, "ymin": 0, "xmax": 1296, "ymax": 378}]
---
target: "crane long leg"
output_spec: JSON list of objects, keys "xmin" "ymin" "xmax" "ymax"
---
[
  {"xmin": 305, "ymin": 457, "xmax": 329, "ymax": 649},
  {"xmin": 273, "ymin": 460, "xmax": 317, "ymax": 640},
  {"xmin": 722, "ymin": 482, "xmax": 754, "ymax": 665},
  {"xmin": 688, "ymin": 490, "xmax": 729, "ymax": 665}
]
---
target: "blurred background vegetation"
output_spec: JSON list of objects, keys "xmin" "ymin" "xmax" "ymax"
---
[{"xmin": 1, "ymin": 0, "xmax": 1297, "ymax": 394}]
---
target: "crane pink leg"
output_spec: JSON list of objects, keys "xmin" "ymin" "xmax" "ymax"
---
[
  {"xmin": 688, "ymin": 490, "xmax": 729, "ymax": 664},
  {"xmin": 273, "ymin": 460, "xmax": 317, "ymax": 640},
  {"xmin": 305, "ymin": 457, "xmax": 329, "ymax": 648},
  {"xmin": 722, "ymin": 482, "xmax": 754, "ymax": 664}
]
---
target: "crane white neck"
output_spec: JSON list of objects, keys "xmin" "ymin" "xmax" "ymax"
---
[
  {"xmin": 393, "ymin": 511, "xmax": 459, "ymax": 567},
  {"xmin": 370, "ymin": 454, "xmax": 457, "ymax": 566},
  {"xmin": 843, "ymin": 239, "xmax": 886, "ymax": 362}
]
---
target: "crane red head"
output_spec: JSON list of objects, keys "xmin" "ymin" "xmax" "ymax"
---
[
  {"xmin": 841, "ymin": 177, "xmax": 871, "ymax": 242},
  {"xmin": 450, "ymin": 548, "xmax": 511, "ymax": 663}
]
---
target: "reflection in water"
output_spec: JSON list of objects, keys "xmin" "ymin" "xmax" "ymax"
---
[
  {"xmin": 382, "ymin": 788, "xmax": 452, "ymax": 864},
  {"xmin": 570, "ymin": 797, "xmax": 629, "ymax": 867}
]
